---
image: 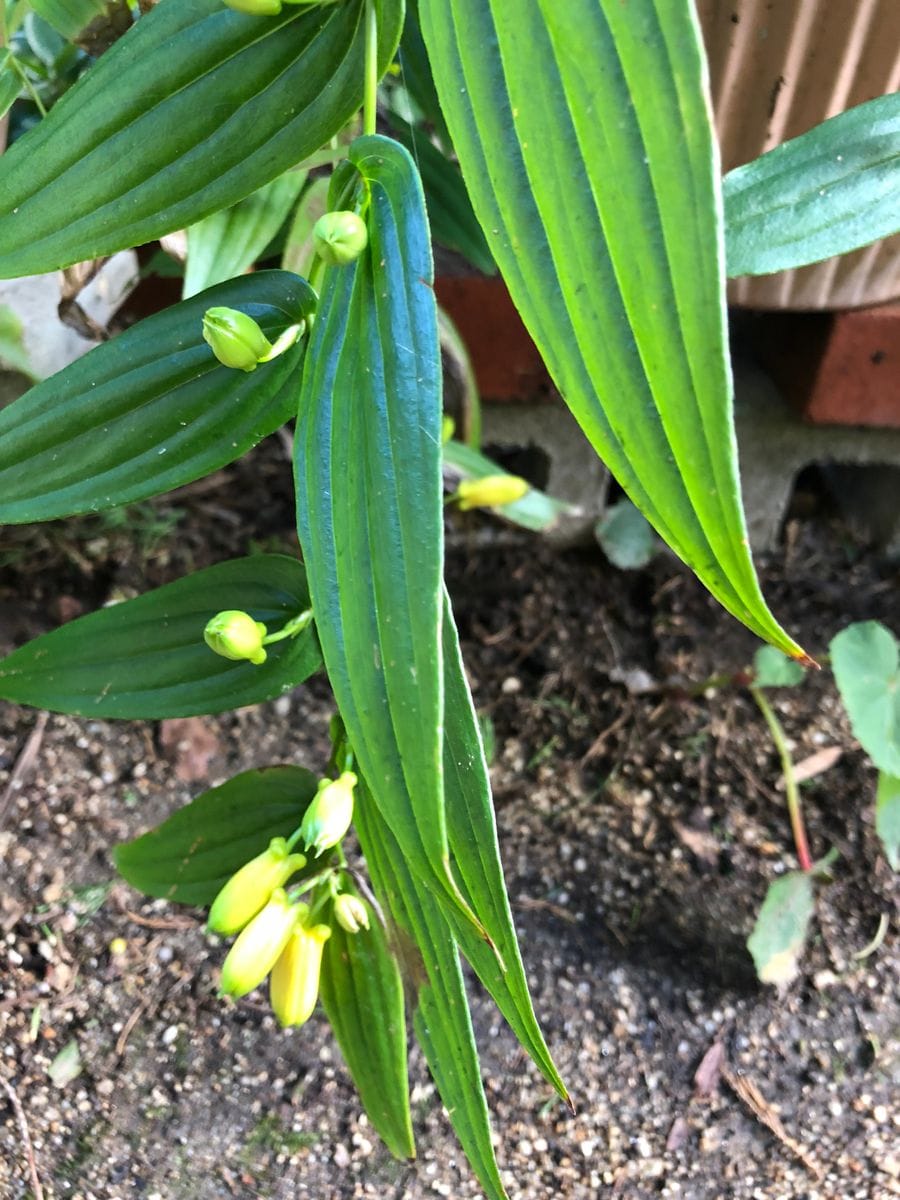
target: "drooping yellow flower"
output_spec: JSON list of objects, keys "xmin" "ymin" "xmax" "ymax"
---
[
  {"xmin": 333, "ymin": 893, "xmax": 370, "ymax": 934},
  {"xmin": 270, "ymin": 920, "xmax": 332, "ymax": 1028},
  {"xmin": 454, "ymin": 474, "xmax": 530, "ymax": 511},
  {"xmin": 208, "ymin": 838, "xmax": 307, "ymax": 936},
  {"xmin": 299, "ymin": 771, "xmax": 357, "ymax": 856},
  {"xmin": 219, "ymin": 889, "xmax": 301, "ymax": 998}
]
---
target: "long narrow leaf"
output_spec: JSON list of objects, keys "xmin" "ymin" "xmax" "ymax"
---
[
  {"xmin": 0, "ymin": 0, "xmax": 403, "ymax": 277},
  {"xmin": 419, "ymin": 0, "xmax": 804, "ymax": 659},
  {"xmin": 354, "ymin": 789, "xmax": 509, "ymax": 1200},
  {"xmin": 725, "ymin": 94, "xmax": 900, "ymax": 278},
  {"xmin": 0, "ymin": 272, "xmax": 314, "ymax": 523}
]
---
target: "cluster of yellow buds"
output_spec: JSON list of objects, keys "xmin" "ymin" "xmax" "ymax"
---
[{"xmin": 210, "ymin": 772, "xmax": 365, "ymax": 1027}]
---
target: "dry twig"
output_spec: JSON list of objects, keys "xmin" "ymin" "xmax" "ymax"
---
[
  {"xmin": 0, "ymin": 1074, "xmax": 44, "ymax": 1200},
  {"xmin": 722, "ymin": 1065, "xmax": 824, "ymax": 1180},
  {"xmin": 0, "ymin": 712, "xmax": 49, "ymax": 832}
]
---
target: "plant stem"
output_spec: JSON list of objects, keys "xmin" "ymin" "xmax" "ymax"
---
[
  {"xmin": 751, "ymin": 686, "xmax": 813, "ymax": 872},
  {"xmin": 363, "ymin": 0, "xmax": 377, "ymax": 136}
]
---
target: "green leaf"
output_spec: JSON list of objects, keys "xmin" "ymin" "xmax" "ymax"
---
[
  {"xmin": 398, "ymin": 0, "xmax": 451, "ymax": 151},
  {"xmin": 183, "ymin": 172, "xmax": 308, "ymax": 298},
  {"xmin": 295, "ymin": 136, "xmax": 463, "ymax": 912},
  {"xmin": 281, "ymin": 177, "xmax": 331, "ymax": 278},
  {"xmin": 115, "ymin": 766, "xmax": 318, "ymax": 905},
  {"xmin": 0, "ymin": 555, "xmax": 321, "ymax": 718},
  {"xmin": 443, "ymin": 439, "xmax": 575, "ymax": 533},
  {"xmin": 875, "ymin": 772, "xmax": 900, "ymax": 872},
  {"xmin": 0, "ymin": 50, "xmax": 22, "ymax": 122},
  {"xmin": 830, "ymin": 621, "xmax": 900, "ymax": 776},
  {"xmin": 595, "ymin": 499, "xmax": 657, "ymax": 570},
  {"xmin": 753, "ymin": 645, "xmax": 806, "ymax": 689},
  {"xmin": 419, "ymin": 0, "xmax": 803, "ymax": 660},
  {"xmin": 354, "ymin": 788, "xmax": 509, "ymax": 1200},
  {"xmin": 320, "ymin": 892, "xmax": 415, "ymax": 1160},
  {"xmin": 440, "ymin": 598, "xmax": 567, "ymax": 1102},
  {"xmin": 0, "ymin": 271, "xmax": 314, "ymax": 524},
  {"xmin": 0, "ymin": 0, "xmax": 403, "ymax": 277},
  {"xmin": 387, "ymin": 113, "xmax": 495, "ymax": 273},
  {"xmin": 747, "ymin": 870, "xmax": 815, "ymax": 987},
  {"xmin": 0, "ymin": 303, "xmax": 34, "ymax": 379},
  {"xmin": 725, "ymin": 94, "xmax": 900, "ymax": 277},
  {"xmin": 29, "ymin": 0, "xmax": 111, "ymax": 40}
]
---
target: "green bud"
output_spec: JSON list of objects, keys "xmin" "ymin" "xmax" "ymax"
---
[
  {"xmin": 269, "ymin": 919, "xmax": 332, "ymax": 1028},
  {"xmin": 299, "ymin": 771, "xmax": 357, "ymax": 856},
  {"xmin": 222, "ymin": 0, "xmax": 283, "ymax": 13},
  {"xmin": 312, "ymin": 211, "xmax": 369, "ymax": 266},
  {"xmin": 202, "ymin": 306, "xmax": 273, "ymax": 372},
  {"xmin": 333, "ymin": 893, "xmax": 370, "ymax": 934},
  {"xmin": 208, "ymin": 838, "xmax": 307, "ymax": 936},
  {"xmin": 204, "ymin": 610, "xmax": 268, "ymax": 665},
  {"xmin": 219, "ymin": 889, "xmax": 301, "ymax": 998},
  {"xmin": 455, "ymin": 474, "xmax": 530, "ymax": 511}
]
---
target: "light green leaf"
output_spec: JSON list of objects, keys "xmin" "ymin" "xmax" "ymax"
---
[
  {"xmin": 28, "ymin": 0, "xmax": 111, "ymax": 40},
  {"xmin": 419, "ymin": 0, "xmax": 803, "ymax": 660},
  {"xmin": 320, "ymin": 891, "xmax": 415, "ymax": 1160},
  {"xmin": 354, "ymin": 787, "xmax": 509, "ymax": 1200},
  {"xmin": 0, "ymin": 50, "xmax": 22, "ymax": 121},
  {"xmin": 876, "ymin": 772, "xmax": 900, "ymax": 871},
  {"xmin": 725, "ymin": 94, "xmax": 900, "ymax": 277},
  {"xmin": 0, "ymin": 0, "xmax": 403, "ymax": 277},
  {"xmin": 0, "ymin": 303, "xmax": 34, "ymax": 379},
  {"xmin": 753, "ymin": 646, "xmax": 806, "ymax": 689},
  {"xmin": 115, "ymin": 766, "xmax": 319, "ymax": 905},
  {"xmin": 443, "ymin": 439, "xmax": 575, "ymax": 532},
  {"xmin": 281, "ymin": 177, "xmax": 331, "ymax": 278},
  {"xmin": 747, "ymin": 870, "xmax": 815, "ymax": 987},
  {"xmin": 830, "ymin": 621, "xmax": 900, "ymax": 776},
  {"xmin": 0, "ymin": 272, "xmax": 314, "ymax": 524},
  {"xmin": 183, "ymin": 172, "xmax": 308, "ymax": 298},
  {"xmin": 47, "ymin": 1040, "xmax": 82, "ymax": 1088},
  {"xmin": 0, "ymin": 555, "xmax": 321, "ymax": 718},
  {"xmin": 294, "ymin": 136, "xmax": 464, "ymax": 915},
  {"xmin": 595, "ymin": 499, "xmax": 656, "ymax": 570}
]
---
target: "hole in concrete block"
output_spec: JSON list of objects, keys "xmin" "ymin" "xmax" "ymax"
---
[{"xmin": 481, "ymin": 441, "xmax": 552, "ymax": 491}]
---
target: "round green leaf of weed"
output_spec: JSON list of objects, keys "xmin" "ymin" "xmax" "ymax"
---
[
  {"xmin": 746, "ymin": 870, "xmax": 815, "ymax": 987},
  {"xmin": 0, "ymin": 555, "xmax": 321, "ymax": 718},
  {"xmin": 876, "ymin": 772, "xmax": 900, "ymax": 872},
  {"xmin": 830, "ymin": 621, "xmax": 900, "ymax": 776},
  {"xmin": 753, "ymin": 645, "xmax": 805, "ymax": 688},
  {"xmin": 115, "ymin": 766, "xmax": 319, "ymax": 905},
  {"xmin": 595, "ymin": 500, "xmax": 656, "ymax": 570}
]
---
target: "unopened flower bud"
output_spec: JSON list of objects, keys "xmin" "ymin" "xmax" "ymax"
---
[
  {"xmin": 208, "ymin": 838, "xmax": 307, "ymax": 936},
  {"xmin": 270, "ymin": 919, "xmax": 331, "ymax": 1028},
  {"xmin": 219, "ymin": 890, "xmax": 301, "ymax": 998},
  {"xmin": 455, "ymin": 474, "xmax": 530, "ymax": 511},
  {"xmin": 223, "ymin": 0, "xmax": 283, "ymax": 13},
  {"xmin": 313, "ymin": 211, "xmax": 369, "ymax": 266},
  {"xmin": 202, "ymin": 307, "xmax": 273, "ymax": 372},
  {"xmin": 299, "ymin": 771, "xmax": 357, "ymax": 856},
  {"xmin": 204, "ymin": 610, "xmax": 268, "ymax": 665},
  {"xmin": 333, "ymin": 893, "xmax": 370, "ymax": 934}
]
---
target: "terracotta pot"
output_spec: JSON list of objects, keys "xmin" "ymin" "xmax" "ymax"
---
[{"xmin": 697, "ymin": 0, "xmax": 900, "ymax": 310}]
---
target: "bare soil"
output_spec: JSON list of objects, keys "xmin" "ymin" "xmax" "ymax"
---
[{"xmin": 1, "ymin": 441, "xmax": 899, "ymax": 1200}]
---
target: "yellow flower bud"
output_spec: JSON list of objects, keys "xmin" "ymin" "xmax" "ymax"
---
[
  {"xmin": 333, "ymin": 893, "xmax": 370, "ymax": 934},
  {"xmin": 455, "ymin": 474, "xmax": 530, "ymax": 511},
  {"xmin": 270, "ymin": 920, "xmax": 332, "ymax": 1028},
  {"xmin": 222, "ymin": 0, "xmax": 283, "ymax": 16},
  {"xmin": 204, "ymin": 610, "xmax": 268, "ymax": 665},
  {"xmin": 299, "ymin": 771, "xmax": 357, "ymax": 856},
  {"xmin": 208, "ymin": 838, "xmax": 307, "ymax": 936},
  {"xmin": 202, "ymin": 307, "xmax": 273, "ymax": 372},
  {"xmin": 313, "ymin": 211, "xmax": 369, "ymax": 266},
  {"xmin": 219, "ymin": 889, "xmax": 300, "ymax": 998}
]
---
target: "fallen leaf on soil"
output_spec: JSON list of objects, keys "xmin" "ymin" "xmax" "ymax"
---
[
  {"xmin": 693, "ymin": 1040, "xmax": 724, "ymax": 1098},
  {"xmin": 672, "ymin": 820, "xmax": 720, "ymax": 866},
  {"xmin": 159, "ymin": 717, "xmax": 220, "ymax": 781},
  {"xmin": 776, "ymin": 745, "xmax": 842, "ymax": 787},
  {"xmin": 47, "ymin": 1039, "xmax": 82, "ymax": 1088},
  {"xmin": 666, "ymin": 1115, "xmax": 691, "ymax": 1151}
]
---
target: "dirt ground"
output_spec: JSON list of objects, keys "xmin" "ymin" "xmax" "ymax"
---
[{"xmin": 1, "ymin": 441, "xmax": 898, "ymax": 1200}]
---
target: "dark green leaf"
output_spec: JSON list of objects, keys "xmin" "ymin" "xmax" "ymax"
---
[
  {"xmin": 747, "ymin": 870, "xmax": 815, "ymax": 987},
  {"xmin": 830, "ymin": 621, "xmax": 900, "ymax": 776},
  {"xmin": 419, "ymin": 0, "xmax": 803, "ymax": 659},
  {"xmin": 115, "ymin": 766, "xmax": 318, "ymax": 905},
  {"xmin": 0, "ymin": 50, "xmax": 22, "ymax": 121},
  {"xmin": 398, "ymin": 1, "xmax": 451, "ymax": 151},
  {"xmin": 595, "ymin": 499, "xmax": 657, "ymax": 570},
  {"xmin": 876, "ymin": 772, "xmax": 900, "ymax": 872},
  {"xmin": 725, "ymin": 94, "xmax": 900, "ymax": 277},
  {"xmin": 0, "ymin": 272, "xmax": 314, "ymax": 523},
  {"xmin": 387, "ymin": 113, "xmax": 494, "ymax": 273},
  {"xmin": 0, "ymin": 0, "xmax": 403, "ymax": 277},
  {"xmin": 295, "ymin": 136, "xmax": 463, "ymax": 912},
  {"xmin": 753, "ymin": 646, "xmax": 806, "ymax": 689},
  {"xmin": 0, "ymin": 555, "xmax": 321, "ymax": 718},
  {"xmin": 320, "ymin": 892, "xmax": 415, "ymax": 1160},
  {"xmin": 443, "ymin": 439, "xmax": 575, "ymax": 533},
  {"xmin": 184, "ymin": 172, "xmax": 308, "ymax": 298},
  {"xmin": 354, "ymin": 788, "xmax": 509, "ymax": 1200}
]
